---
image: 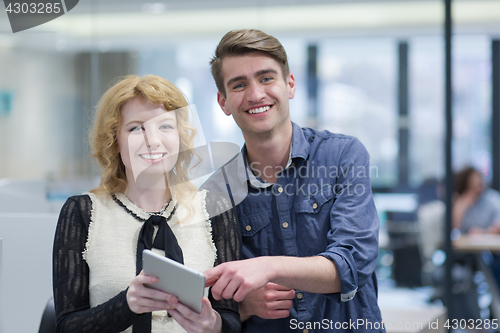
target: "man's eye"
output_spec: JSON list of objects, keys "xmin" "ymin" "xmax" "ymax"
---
[
  {"xmin": 262, "ymin": 77, "xmax": 272, "ymax": 83},
  {"xmin": 233, "ymin": 83, "xmax": 244, "ymax": 90}
]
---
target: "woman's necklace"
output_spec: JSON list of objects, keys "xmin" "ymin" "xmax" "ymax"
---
[
  {"xmin": 123, "ymin": 190, "xmax": 172, "ymax": 216},
  {"xmin": 149, "ymin": 199, "xmax": 172, "ymax": 216}
]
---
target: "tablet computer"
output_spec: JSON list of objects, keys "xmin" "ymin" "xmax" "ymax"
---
[{"xmin": 142, "ymin": 249, "xmax": 205, "ymax": 313}]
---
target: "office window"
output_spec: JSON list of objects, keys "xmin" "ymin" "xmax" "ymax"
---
[
  {"xmin": 280, "ymin": 37, "xmax": 308, "ymax": 128},
  {"xmin": 318, "ymin": 38, "xmax": 397, "ymax": 188},
  {"xmin": 453, "ymin": 35, "xmax": 491, "ymax": 178},
  {"xmin": 409, "ymin": 36, "xmax": 444, "ymax": 186},
  {"xmin": 409, "ymin": 35, "xmax": 491, "ymax": 185}
]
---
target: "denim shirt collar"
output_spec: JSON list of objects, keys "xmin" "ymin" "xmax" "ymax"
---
[
  {"xmin": 242, "ymin": 122, "xmax": 310, "ymax": 189},
  {"xmin": 290, "ymin": 122, "xmax": 310, "ymax": 161}
]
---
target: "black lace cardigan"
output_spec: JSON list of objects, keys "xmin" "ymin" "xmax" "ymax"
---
[{"xmin": 52, "ymin": 192, "xmax": 242, "ymax": 333}]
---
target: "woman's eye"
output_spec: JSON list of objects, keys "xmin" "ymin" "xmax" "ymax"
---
[
  {"xmin": 160, "ymin": 124, "xmax": 173, "ymax": 130},
  {"xmin": 130, "ymin": 125, "xmax": 144, "ymax": 132}
]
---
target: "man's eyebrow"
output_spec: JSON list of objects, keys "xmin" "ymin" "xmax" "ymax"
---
[
  {"xmin": 255, "ymin": 69, "xmax": 278, "ymax": 77},
  {"xmin": 226, "ymin": 75, "xmax": 247, "ymax": 88}
]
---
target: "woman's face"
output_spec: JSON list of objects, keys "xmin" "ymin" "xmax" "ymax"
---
[
  {"xmin": 117, "ymin": 97, "xmax": 180, "ymax": 188},
  {"xmin": 468, "ymin": 171, "xmax": 485, "ymax": 197}
]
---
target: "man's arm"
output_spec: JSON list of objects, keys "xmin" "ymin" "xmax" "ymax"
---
[{"xmin": 205, "ymin": 255, "xmax": 339, "ymax": 302}]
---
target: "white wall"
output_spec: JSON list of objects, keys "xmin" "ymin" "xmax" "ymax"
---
[
  {"xmin": 0, "ymin": 46, "xmax": 80, "ymax": 179},
  {"xmin": 0, "ymin": 213, "xmax": 58, "ymax": 333},
  {"xmin": 0, "ymin": 238, "xmax": 3, "ymax": 333},
  {"xmin": 0, "ymin": 179, "xmax": 61, "ymax": 333}
]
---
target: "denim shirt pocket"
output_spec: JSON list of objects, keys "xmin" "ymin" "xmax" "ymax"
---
[
  {"xmin": 295, "ymin": 184, "xmax": 334, "ymax": 214},
  {"xmin": 240, "ymin": 211, "xmax": 272, "ymax": 256}
]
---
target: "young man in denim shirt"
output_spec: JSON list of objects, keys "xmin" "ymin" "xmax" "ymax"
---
[{"xmin": 203, "ymin": 29, "xmax": 383, "ymax": 332}]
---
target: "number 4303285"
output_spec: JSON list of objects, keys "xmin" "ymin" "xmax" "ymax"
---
[
  {"xmin": 5, "ymin": 2, "xmax": 61, "ymax": 14},
  {"xmin": 444, "ymin": 319, "xmax": 498, "ymax": 330}
]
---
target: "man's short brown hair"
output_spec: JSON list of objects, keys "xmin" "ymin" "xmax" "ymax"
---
[{"xmin": 210, "ymin": 29, "xmax": 290, "ymax": 97}]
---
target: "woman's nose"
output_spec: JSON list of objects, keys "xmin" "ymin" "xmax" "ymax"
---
[{"xmin": 144, "ymin": 126, "xmax": 161, "ymax": 148}]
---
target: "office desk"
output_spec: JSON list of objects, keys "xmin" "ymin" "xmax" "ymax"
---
[
  {"xmin": 453, "ymin": 234, "xmax": 500, "ymax": 321},
  {"xmin": 378, "ymin": 287, "xmax": 447, "ymax": 333},
  {"xmin": 453, "ymin": 234, "xmax": 500, "ymax": 252},
  {"xmin": 381, "ymin": 308, "xmax": 446, "ymax": 333}
]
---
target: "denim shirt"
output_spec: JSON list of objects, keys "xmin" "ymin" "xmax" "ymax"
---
[{"xmin": 202, "ymin": 123, "xmax": 384, "ymax": 332}]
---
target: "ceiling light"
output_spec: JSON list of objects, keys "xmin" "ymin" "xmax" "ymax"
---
[{"xmin": 142, "ymin": 3, "xmax": 167, "ymax": 14}]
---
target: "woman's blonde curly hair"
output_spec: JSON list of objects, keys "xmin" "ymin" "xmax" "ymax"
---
[{"xmin": 90, "ymin": 74, "xmax": 198, "ymax": 214}]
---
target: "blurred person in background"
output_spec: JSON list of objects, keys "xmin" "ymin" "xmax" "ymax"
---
[
  {"xmin": 449, "ymin": 166, "xmax": 500, "ymax": 321},
  {"xmin": 453, "ymin": 166, "xmax": 500, "ymax": 235}
]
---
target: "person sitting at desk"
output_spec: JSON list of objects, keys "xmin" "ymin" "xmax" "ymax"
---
[
  {"xmin": 447, "ymin": 167, "xmax": 500, "ymax": 323},
  {"xmin": 452, "ymin": 166, "xmax": 500, "ymax": 235}
]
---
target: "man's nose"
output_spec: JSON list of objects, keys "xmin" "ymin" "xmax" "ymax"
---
[{"xmin": 246, "ymin": 81, "xmax": 266, "ymax": 102}]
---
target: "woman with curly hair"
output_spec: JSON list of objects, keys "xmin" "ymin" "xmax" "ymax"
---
[{"xmin": 52, "ymin": 74, "xmax": 241, "ymax": 333}]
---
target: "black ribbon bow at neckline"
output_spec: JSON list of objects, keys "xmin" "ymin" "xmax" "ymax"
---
[{"xmin": 133, "ymin": 205, "xmax": 184, "ymax": 333}]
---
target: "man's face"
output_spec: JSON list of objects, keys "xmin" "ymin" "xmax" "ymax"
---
[{"xmin": 217, "ymin": 52, "xmax": 295, "ymax": 139}]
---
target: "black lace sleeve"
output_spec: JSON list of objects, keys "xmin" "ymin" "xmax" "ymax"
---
[
  {"xmin": 205, "ymin": 192, "xmax": 242, "ymax": 333},
  {"xmin": 52, "ymin": 195, "xmax": 141, "ymax": 333}
]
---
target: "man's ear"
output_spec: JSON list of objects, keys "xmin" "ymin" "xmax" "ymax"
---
[
  {"xmin": 288, "ymin": 73, "xmax": 296, "ymax": 100},
  {"xmin": 217, "ymin": 91, "xmax": 232, "ymax": 116}
]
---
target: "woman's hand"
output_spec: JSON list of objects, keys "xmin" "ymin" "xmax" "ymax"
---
[
  {"xmin": 167, "ymin": 297, "xmax": 222, "ymax": 333},
  {"xmin": 456, "ymin": 190, "xmax": 477, "ymax": 209},
  {"xmin": 126, "ymin": 271, "xmax": 178, "ymax": 314},
  {"xmin": 468, "ymin": 226, "xmax": 488, "ymax": 235},
  {"xmin": 489, "ymin": 224, "xmax": 500, "ymax": 234},
  {"xmin": 452, "ymin": 191, "xmax": 479, "ymax": 229}
]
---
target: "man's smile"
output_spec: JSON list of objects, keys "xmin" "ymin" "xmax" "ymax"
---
[{"xmin": 247, "ymin": 105, "xmax": 271, "ymax": 114}]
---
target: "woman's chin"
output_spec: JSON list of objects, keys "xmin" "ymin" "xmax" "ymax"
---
[{"xmin": 135, "ymin": 172, "xmax": 168, "ymax": 190}]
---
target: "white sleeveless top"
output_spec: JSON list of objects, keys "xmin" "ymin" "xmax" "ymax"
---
[{"xmin": 83, "ymin": 190, "xmax": 217, "ymax": 333}]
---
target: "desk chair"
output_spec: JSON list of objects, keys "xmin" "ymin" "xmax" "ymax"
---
[
  {"xmin": 386, "ymin": 211, "xmax": 422, "ymax": 287},
  {"xmin": 39, "ymin": 297, "xmax": 56, "ymax": 333}
]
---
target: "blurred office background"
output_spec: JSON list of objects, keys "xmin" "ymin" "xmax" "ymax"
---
[{"xmin": 1, "ymin": 0, "xmax": 500, "ymax": 332}]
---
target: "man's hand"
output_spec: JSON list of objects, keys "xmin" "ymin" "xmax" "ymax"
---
[
  {"xmin": 205, "ymin": 257, "xmax": 274, "ymax": 302},
  {"xmin": 239, "ymin": 283, "xmax": 295, "ymax": 321},
  {"xmin": 205, "ymin": 256, "xmax": 340, "ymax": 302}
]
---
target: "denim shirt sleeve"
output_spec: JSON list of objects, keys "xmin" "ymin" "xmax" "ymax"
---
[{"xmin": 317, "ymin": 137, "xmax": 379, "ymax": 302}]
